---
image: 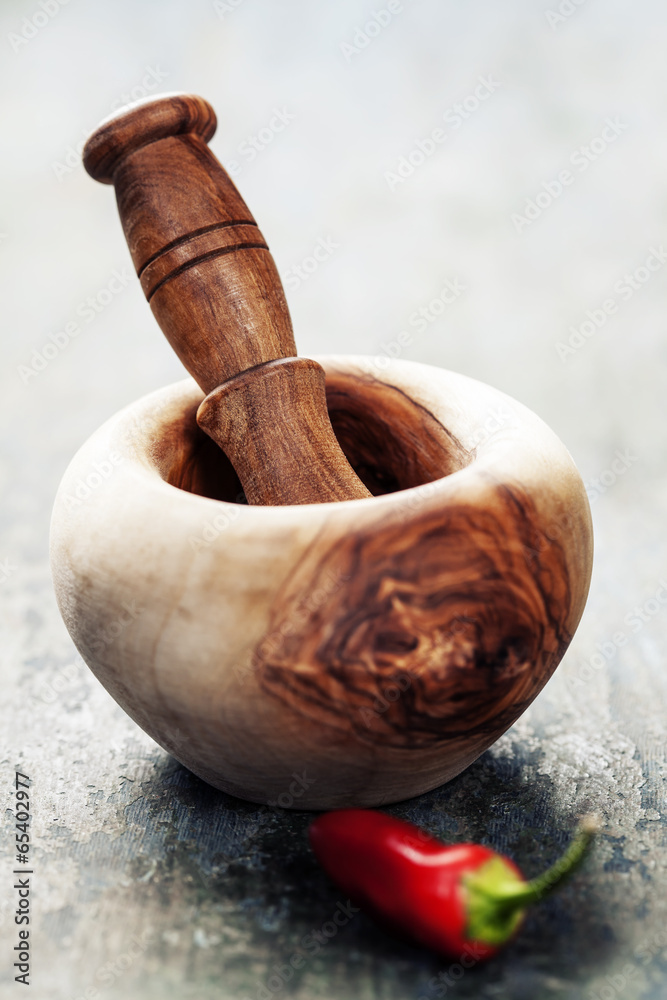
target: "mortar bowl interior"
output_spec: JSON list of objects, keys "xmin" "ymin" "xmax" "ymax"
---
[{"xmin": 149, "ymin": 361, "xmax": 473, "ymax": 505}]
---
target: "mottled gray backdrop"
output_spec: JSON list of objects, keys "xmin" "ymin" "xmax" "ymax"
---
[{"xmin": 1, "ymin": 1, "xmax": 666, "ymax": 998}]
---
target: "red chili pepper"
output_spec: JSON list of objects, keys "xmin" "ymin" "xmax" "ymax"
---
[{"xmin": 309, "ymin": 810, "xmax": 596, "ymax": 961}]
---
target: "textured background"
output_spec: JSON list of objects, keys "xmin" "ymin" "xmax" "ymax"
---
[{"xmin": 1, "ymin": 1, "xmax": 666, "ymax": 998}]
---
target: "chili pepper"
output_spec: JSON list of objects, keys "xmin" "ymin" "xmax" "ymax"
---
[{"xmin": 309, "ymin": 809, "xmax": 596, "ymax": 960}]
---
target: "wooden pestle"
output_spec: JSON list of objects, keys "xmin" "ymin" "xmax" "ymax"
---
[{"xmin": 82, "ymin": 93, "xmax": 371, "ymax": 505}]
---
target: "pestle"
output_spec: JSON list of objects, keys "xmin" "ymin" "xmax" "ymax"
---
[{"xmin": 82, "ymin": 93, "xmax": 370, "ymax": 506}]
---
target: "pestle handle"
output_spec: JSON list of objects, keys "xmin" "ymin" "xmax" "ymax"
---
[{"xmin": 83, "ymin": 93, "xmax": 370, "ymax": 505}]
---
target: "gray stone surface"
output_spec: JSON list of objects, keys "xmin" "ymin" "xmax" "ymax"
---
[{"xmin": 1, "ymin": 1, "xmax": 666, "ymax": 997}]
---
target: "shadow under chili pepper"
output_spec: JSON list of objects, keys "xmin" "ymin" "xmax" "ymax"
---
[
  {"xmin": 338, "ymin": 748, "xmax": 617, "ymax": 998},
  {"xmin": 109, "ymin": 746, "xmax": 618, "ymax": 1000}
]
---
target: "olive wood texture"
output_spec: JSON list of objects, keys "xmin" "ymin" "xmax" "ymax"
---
[
  {"xmin": 82, "ymin": 93, "xmax": 370, "ymax": 505},
  {"xmin": 50, "ymin": 357, "xmax": 593, "ymax": 809}
]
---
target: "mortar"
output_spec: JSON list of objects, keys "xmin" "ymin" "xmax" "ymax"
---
[{"xmin": 50, "ymin": 94, "xmax": 593, "ymax": 808}]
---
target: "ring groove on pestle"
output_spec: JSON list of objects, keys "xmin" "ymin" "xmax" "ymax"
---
[
  {"xmin": 137, "ymin": 219, "xmax": 257, "ymax": 277},
  {"xmin": 143, "ymin": 235, "xmax": 270, "ymax": 300}
]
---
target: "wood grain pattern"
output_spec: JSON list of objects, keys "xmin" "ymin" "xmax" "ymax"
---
[
  {"xmin": 82, "ymin": 93, "xmax": 370, "ymax": 505},
  {"xmin": 197, "ymin": 357, "xmax": 376, "ymax": 505},
  {"xmin": 257, "ymin": 483, "xmax": 571, "ymax": 749}
]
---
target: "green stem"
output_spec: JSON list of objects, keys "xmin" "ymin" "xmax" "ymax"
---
[
  {"xmin": 463, "ymin": 816, "xmax": 598, "ymax": 946},
  {"xmin": 489, "ymin": 816, "xmax": 598, "ymax": 911}
]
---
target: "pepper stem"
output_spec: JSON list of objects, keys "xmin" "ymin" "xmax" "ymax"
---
[
  {"xmin": 464, "ymin": 815, "xmax": 598, "ymax": 947},
  {"xmin": 490, "ymin": 814, "xmax": 598, "ymax": 910}
]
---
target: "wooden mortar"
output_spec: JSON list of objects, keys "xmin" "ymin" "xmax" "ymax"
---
[{"xmin": 49, "ymin": 94, "xmax": 593, "ymax": 808}]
